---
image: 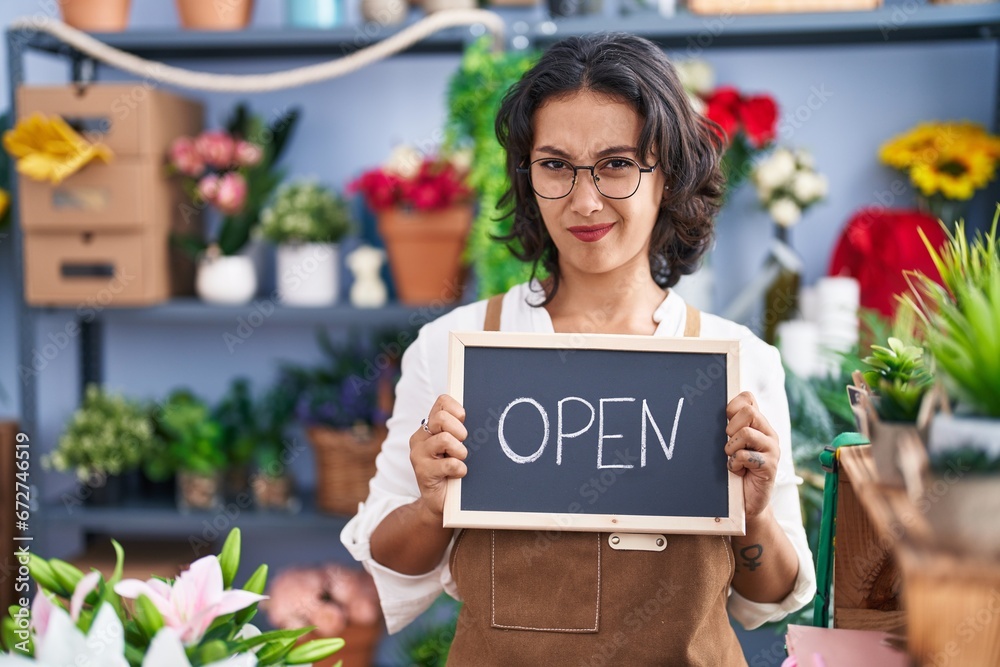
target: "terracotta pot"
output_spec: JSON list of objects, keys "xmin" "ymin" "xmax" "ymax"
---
[
  {"xmin": 377, "ymin": 206, "xmax": 472, "ymax": 305},
  {"xmin": 176, "ymin": 470, "xmax": 223, "ymax": 512},
  {"xmin": 176, "ymin": 0, "xmax": 254, "ymax": 30},
  {"xmin": 61, "ymin": 0, "xmax": 132, "ymax": 32}
]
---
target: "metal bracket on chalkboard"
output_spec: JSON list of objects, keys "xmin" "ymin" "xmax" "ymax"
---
[{"xmin": 608, "ymin": 533, "xmax": 667, "ymax": 552}]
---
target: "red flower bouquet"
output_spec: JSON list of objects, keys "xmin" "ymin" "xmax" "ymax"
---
[
  {"xmin": 349, "ymin": 146, "xmax": 473, "ymax": 213},
  {"xmin": 701, "ymin": 86, "xmax": 779, "ymax": 195}
]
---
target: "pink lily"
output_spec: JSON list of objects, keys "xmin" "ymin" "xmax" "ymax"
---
[
  {"xmin": 214, "ymin": 172, "xmax": 247, "ymax": 215},
  {"xmin": 114, "ymin": 555, "xmax": 266, "ymax": 646}
]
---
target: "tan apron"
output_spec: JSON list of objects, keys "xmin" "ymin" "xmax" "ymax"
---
[{"xmin": 446, "ymin": 294, "xmax": 747, "ymax": 666}]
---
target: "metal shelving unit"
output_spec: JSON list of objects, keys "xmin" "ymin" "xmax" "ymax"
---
[{"xmin": 8, "ymin": 2, "xmax": 1000, "ymax": 552}]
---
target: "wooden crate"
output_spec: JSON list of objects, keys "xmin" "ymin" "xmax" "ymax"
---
[
  {"xmin": 687, "ymin": 0, "xmax": 881, "ymax": 14},
  {"xmin": 837, "ymin": 446, "xmax": 1000, "ymax": 666}
]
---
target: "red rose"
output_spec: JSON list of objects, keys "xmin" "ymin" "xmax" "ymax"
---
[
  {"xmin": 705, "ymin": 99, "xmax": 738, "ymax": 145},
  {"xmin": 705, "ymin": 86, "xmax": 741, "ymax": 113},
  {"xmin": 739, "ymin": 95, "xmax": 778, "ymax": 149}
]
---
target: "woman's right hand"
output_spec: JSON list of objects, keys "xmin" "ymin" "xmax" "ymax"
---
[{"xmin": 409, "ymin": 393, "xmax": 469, "ymax": 520}]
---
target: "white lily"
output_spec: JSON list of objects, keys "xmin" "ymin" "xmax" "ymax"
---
[
  {"xmin": 0, "ymin": 602, "xmax": 128, "ymax": 667},
  {"xmin": 115, "ymin": 555, "xmax": 266, "ymax": 646}
]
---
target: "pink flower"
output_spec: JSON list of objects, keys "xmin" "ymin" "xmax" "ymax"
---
[
  {"xmin": 115, "ymin": 555, "xmax": 266, "ymax": 646},
  {"xmin": 215, "ymin": 172, "xmax": 247, "ymax": 215},
  {"xmin": 195, "ymin": 130, "xmax": 236, "ymax": 169},
  {"xmin": 264, "ymin": 565, "xmax": 380, "ymax": 638},
  {"xmin": 196, "ymin": 174, "xmax": 220, "ymax": 204},
  {"xmin": 168, "ymin": 136, "xmax": 205, "ymax": 177},
  {"xmin": 234, "ymin": 141, "xmax": 263, "ymax": 167}
]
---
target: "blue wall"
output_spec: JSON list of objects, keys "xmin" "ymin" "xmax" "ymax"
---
[{"xmin": 0, "ymin": 0, "xmax": 997, "ymax": 663}]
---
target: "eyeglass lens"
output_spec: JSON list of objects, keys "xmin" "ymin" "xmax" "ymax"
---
[{"xmin": 529, "ymin": 157, "xmax": 643, "ymax": 199}]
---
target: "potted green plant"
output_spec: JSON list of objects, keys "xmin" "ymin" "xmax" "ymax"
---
[
  {"xmin": 349, "ymin": 146, "xmax": 475, "ymax": 305},
  {"xmin": 443, "ymin": 37, "xmax": 539, "ymax": 298},
  {"xmin": 155, "ymin": 389, "xmax": 227, "ymax": 512},
  {"xmin": 900, "ymin": 206, "xmax": 1000, "ymax": 554},
  {"xmin": 260, "ymin": 180, "xmax": 353, "ymax": 306},
  {"xmin": 212, "ymin": 377, "xmax": 259, "ymax": 503},
  {"xmin": 43, "ymin": 385, "xmax": 154, "ymax": 506},
  {"xmin": 169, "ymin": 103, "xmax": 299, "ymax": 305},
  {"xmin": 247, "ymin": 382, "xmax": 301, "ymax": 511},
  {"xmin": 278, "ymin": 329, "xmax": 405, "ymax": 515},
  {"xmin": 857, "ymin": 308, "xmax": 934, "ymax": 485}
]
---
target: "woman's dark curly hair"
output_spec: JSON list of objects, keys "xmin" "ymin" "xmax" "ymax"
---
[{"xmin": 495, "ymin": 32, "xmax": 725, "ymax": 305}]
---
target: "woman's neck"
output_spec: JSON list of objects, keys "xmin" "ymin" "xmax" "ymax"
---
[{"xmin": 542, "ymin": 264, "xmax": 667, "ymax": 335}]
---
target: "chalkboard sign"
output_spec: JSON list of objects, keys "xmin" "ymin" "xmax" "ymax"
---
[{"xmin": 444, "ymin": 332, "xmax": 744, "ymax": 535}]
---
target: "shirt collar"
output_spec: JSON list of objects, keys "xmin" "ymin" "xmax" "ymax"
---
[{"xmin": 510, "ymin": 280, "xmax": 688, "ymax": 336}]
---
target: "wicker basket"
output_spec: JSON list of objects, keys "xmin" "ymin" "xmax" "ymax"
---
[{"xmin": 308, "ymin": 425, "xmax": 388, "ymax": 516}]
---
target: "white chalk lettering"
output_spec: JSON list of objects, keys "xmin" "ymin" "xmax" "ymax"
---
[
  {"xmin": 641, "ymin": 397, "xmax": 684, "ymax": 465},
  {"xmin": 557, "ymin": 396, "xmax": 595, "ymax": 465},
  {"xmin": 498, "ymin": 397, "xmax": 550, "ymax": 464},
  {"xmin": 597, "ymin": 398, "xmax": 636, "ymax": 470}
]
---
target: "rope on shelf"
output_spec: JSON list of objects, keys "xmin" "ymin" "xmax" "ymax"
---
[{"xmin": 8, "ymin": 11, "xmax": 506, "ymax": 93}]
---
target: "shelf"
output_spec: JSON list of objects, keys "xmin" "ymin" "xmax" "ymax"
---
[
  {"xmin": 11, "ymin": 20, "xmax": 488, "ymax": 60},
  {"xmin": 533, "ymin": 4, "xmax": 1000, "ymax": 49},
  {"xmin": 10, "ymin": 4, "xmax": 999, "ymax": 63},
  {"xmin": 41, "ymin": 499, "xmax": 350, "ymax": 537},
  {"xmin": 35, "ymin": 298, "xmax": 458, "ymax": 327}
]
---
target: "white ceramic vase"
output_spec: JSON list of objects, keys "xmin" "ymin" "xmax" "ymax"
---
[
  {"xmin": 276, "ymin": 242, "xmax": 339, "ymax": 307},
  {"xmin": 196, "ymin": 254, "xmax": 257, "ymax": 305}
]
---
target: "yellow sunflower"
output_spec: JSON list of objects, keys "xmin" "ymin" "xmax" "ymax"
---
[{"xmin": 910, "ymin": 150, "xmax": 995, "ymax": 201}]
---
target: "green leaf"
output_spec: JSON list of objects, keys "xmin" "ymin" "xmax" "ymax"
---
[
  {"xmin": 133, "ymin": 594, "xmax": 164, "ymax": 640},
  {"xmin": 285, "ymin": 637, "xmax": 346, "ymax": 664},
  {"xmin": 255, "ymin": 638, "xmax": 297, "ymax": 665},
  {"xmin": 109, "ymin": 539, "xmax": 126, "ymax": 586},
  {"xmin": 230, "ymin": 627, "xmax": 311, "ymax": 654},
  {"xmin": 219, "ymin": 528, "xmax": 242, "ymax": 589}
]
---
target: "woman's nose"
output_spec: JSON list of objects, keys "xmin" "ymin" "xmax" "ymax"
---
[{"xmin": 569, "ymin": 170, "xmax": 604, "ymax": 215}]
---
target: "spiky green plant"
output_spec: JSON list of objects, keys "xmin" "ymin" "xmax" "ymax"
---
[
  {"xmin": 861, "ymin": 312, "xmax": 933, "ymax": 422},
  {"xmin": 900, "ymin": 206, "xmax": 1000, "ymax": 417}
]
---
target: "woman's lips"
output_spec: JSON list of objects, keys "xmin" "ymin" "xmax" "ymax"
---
[{"xmin": 568, "ymin": 223, "xmax": 615, "ymax": 243}]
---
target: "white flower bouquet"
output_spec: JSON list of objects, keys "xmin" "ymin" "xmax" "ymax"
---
[{"xmin": 751, "ymin": 147, "xmax": 828, "ymax": 228}]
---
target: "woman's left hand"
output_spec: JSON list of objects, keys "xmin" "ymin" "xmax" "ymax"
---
[{"xmin": 724, "ymin": 391, "xmax": 779, "ymax": 520}]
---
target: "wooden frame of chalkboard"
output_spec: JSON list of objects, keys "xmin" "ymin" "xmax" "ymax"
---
[{"xmin": 444, "ymin": 331, "xmax": 745, "ymax": 535}]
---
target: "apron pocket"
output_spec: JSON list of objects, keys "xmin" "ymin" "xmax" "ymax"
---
[{"xmin": 490, "ymin": 529, "xmax": 601, "ymax": 633}]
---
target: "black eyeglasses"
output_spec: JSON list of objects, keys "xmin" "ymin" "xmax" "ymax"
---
[{"xmin": 516, "ymin": 156, "xmax": 658, "ymax": 200}]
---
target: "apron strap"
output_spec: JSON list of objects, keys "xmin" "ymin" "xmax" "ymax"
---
[
  {"xmin": 484, "ymin": 293, "xmax": 504, "ymax": 332},
  {"xmin": 683, "ymin": 302, "xmax": 701, "ymax": 338}
]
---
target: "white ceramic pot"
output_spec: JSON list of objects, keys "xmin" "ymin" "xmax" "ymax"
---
[
  {"xmin": 196, "ymin": 255, "xmax": 257, "ymax": 305},
  {"xmin": 929, "ymin": 414, "xmax": 1000, "ymax": 457},
  {"xmin": 276, "ymin": 242, "xmax": 338, "ymax": 307}
]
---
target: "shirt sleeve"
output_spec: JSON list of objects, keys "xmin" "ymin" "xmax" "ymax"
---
[
  {"xmin": 340, "ymin": 325, "xmax": 457, "ymax": 634},
  {"xmin": 727, "ymin": 343, "xmax": 817, "ymax": 630}
]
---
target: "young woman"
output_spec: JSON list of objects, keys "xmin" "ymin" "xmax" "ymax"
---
[{"xmin": 342, "ymin": 33, "xmax": 815, "ymax": 665}]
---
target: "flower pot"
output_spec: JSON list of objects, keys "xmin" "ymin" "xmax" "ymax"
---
[
  {"xmin": 276, "ymin": 242, "xmax": 339, "ymax": 307},
  {"xmin": 869, "ymin": 420, "xmax": 923, "ymax": 488},
  {"xmin": 196, "ymin": 254, "xmax": 257, "ymax": 304},
  {"xmin": 60, "ymin": 0, "xmax": 132, "ymax": 32},
  {"xmin": 929, "ymin": 414, "xmax": 1000, "ymax": 457},
  {"xmin": 286, "ymin": 0, "xmax": 346, "ymax": 28},
  {"xmin": 176, "ymin": 0, "xmax": 254, "ymax": 30},
  {"xmin": 251, "ymin": 473, "xmax": 300, "ymax": 512},
  {"xmin": 225, "ymin": 463, "xmax": 251, "ymax": 503},
  {"xmin": 360, "ymin": 0, "xmax": 407, "ymax": 24},
  {"xmin": 421, "ymin": 0, "xmax": 476, "ymax": 11},
  {"xmin": 308, "ymin": 425, "xmax": 388, "ymax": 516},
  {"xmin": 377, "ymin": 206, "xmax": 471, "ymax": 306},
  {"xmin": 176, "ymin": 470, "xmax": 224, "ymax": 512}
]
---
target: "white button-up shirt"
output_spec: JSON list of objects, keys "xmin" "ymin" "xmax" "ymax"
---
[{"xmin": 342, "ymin": 281, "xmax": 817, "ymax": 634}]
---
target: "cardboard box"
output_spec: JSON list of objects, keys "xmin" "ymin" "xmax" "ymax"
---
[
  {"xmin": 15, "ymin": 84, "xmax": 204, "ymax": 305},
  {"xmin": 24, "ymin": 227, "xmax": 195, "ymax": 306},
  {"xmin": 17, "ymin": 84, "xmax": 204, "ymax": 159}
]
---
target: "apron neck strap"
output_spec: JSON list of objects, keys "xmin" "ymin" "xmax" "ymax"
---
[
  {"xmin": 484, "ymin": 293, "xmax": 504, "ymax": 332},
  {"xmin": 683, "ymin": 302, "xmax": 701, "ymax": 338}
]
